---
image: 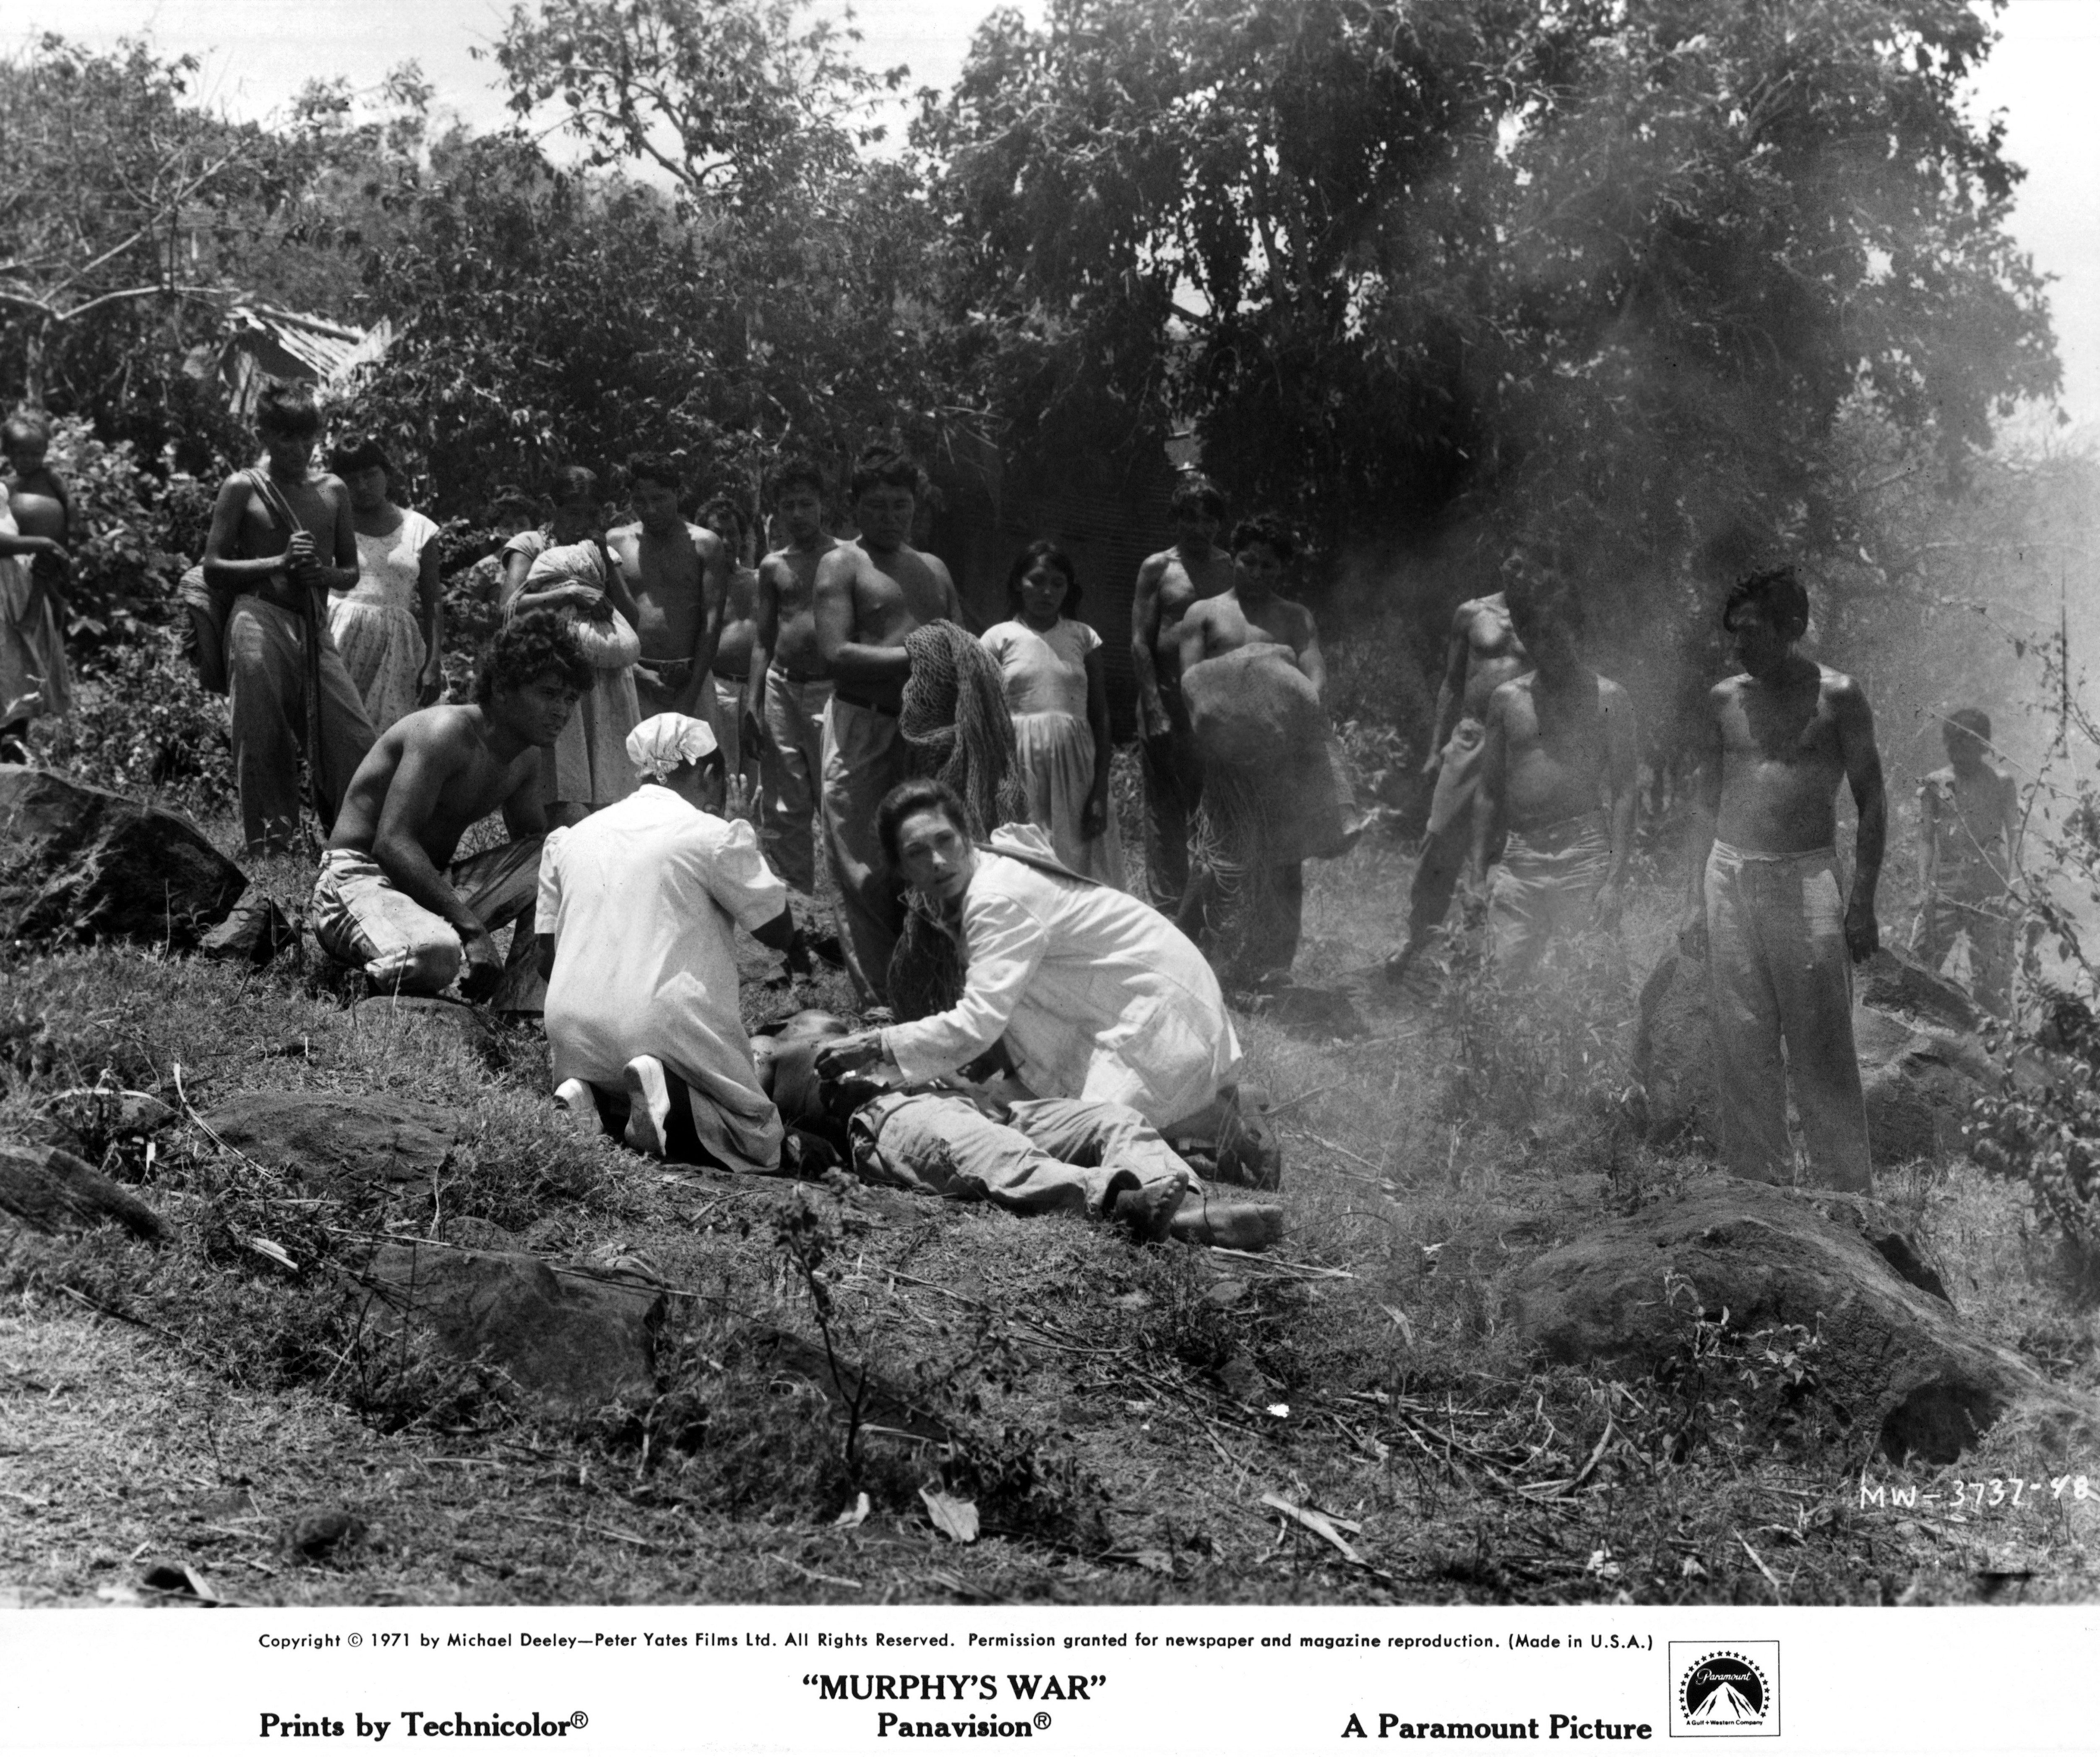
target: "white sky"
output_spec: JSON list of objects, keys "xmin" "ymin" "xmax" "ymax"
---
[{"xmin": 26, "ymin": 0, "xmax": 2100, "ymax": 430}]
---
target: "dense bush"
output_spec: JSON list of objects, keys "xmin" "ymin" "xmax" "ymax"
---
[
  {"xmin": 26, "ymin": 624, "xmax": 233, "ymax": 816},
  {"xmin": 42, "ymin": 415, "xmax": 186, "ymax": 652}
]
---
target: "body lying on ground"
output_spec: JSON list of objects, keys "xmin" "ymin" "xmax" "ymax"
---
[
  {"xmin": 758, "ymin": 1014, "xmax": 1280, "ymax": 1249},
  {"xmin": 311, "ymin": 609, "xmax": 591, "ymax": 1005},
  {"xmin": 537, "ymin": 712, "xmax": 806, "ymax": 1170}
]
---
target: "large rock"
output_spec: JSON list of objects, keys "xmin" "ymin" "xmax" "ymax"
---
[
  {"xmin": 198, "ymin": 1091, "xmax": 459, "ymax": 1194},
  {"xmin": 0, "ymin": 765, "xmax": 245, "ymax": 949},
  {"xmin": 1506, "ymin": 1177, "xmax": 2056, "ymax": 1463},
  {"xmin": 357, "ymin": 1244, "xmax": 663, "ymax": 1413},
  {"xmin": 1632, "ymin": 945, "xmax": 1992, "ymax": 1168},
  {"xmin": 0, "ymin": 1141, "xmax": 170, "ymax": 1244}
]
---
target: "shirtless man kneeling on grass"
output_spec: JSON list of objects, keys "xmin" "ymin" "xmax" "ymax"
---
[
  {"xmin": 1682, "ymin": 565, "xmax": 1886, "ymax": 1192},
  {"xmin": 312, "ymin": 611, "xmax": 591, "ymax": 1003}
]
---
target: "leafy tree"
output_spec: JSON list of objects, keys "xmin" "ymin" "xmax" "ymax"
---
[
  {"xmin": 342, "ymin": 0, "xmax": 971, "ymax": 514},
  {"xmin": 922, "ymin": 0, "xmax": 2058, "ymax": 624},
  {"xmin": 0, "ymin": 38, "xmax": 266, "ymax": 422}
]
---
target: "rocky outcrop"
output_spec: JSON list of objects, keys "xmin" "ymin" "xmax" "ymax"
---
[
  {"xmin": 0, "ymin": 1141, "xmax": 170, "ymax": 1243},
  {"xmin": 354, "ymin": 1244, "xmax": 664, "ymax": 1413},
  {"xmin": 1506, "ymin": 1176, "xmax": 2057, "ymax": 1463},
  {"xmin": 0, "ymin": 765, "xmax": 247, "ymax": 949},
  {"xmin": 198, "ymin": 1091, "xmax": 460, "ymax": 1194},
  {"xmin": 1632, "ymin": 945, "xmax": 1993, "ymax": 1169}
]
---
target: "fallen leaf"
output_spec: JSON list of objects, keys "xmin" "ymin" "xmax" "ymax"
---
[
  {"xmin": 245, "ymin": 1237, "xmax": 298, "ymax": 1273},
  {"xmin": 833, "ymin": 1491, "xmax": 871, "ymax": 1529},
  {"xmin": 920, "ymin": 1488, "xmax": 980, "ymax": 1544}
]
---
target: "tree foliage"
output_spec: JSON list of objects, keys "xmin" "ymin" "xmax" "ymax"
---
[
  {"xmin": 341, "ymin": 0, "xmax": 967, "ymax": 511},
  {"xmin": 923, "ymin": 0, "xmax": 2058, "ymax": 601}
]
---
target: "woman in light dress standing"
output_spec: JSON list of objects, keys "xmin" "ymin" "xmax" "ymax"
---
[
  {"xmin": 326, "ymin": 434, "xmax": 442, "ymax": 734},
  {"xmin": 0, "ymin": 414, "xmax": 73, "ymax": 760},
  {"xmin": 980, "ymin": 540, "xmax": 1125, "ymax": 888}
]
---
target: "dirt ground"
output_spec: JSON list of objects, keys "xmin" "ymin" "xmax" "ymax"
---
[{"xmin": 5, "ymin": 809, "xmax": 2099, "ymax": 1609}]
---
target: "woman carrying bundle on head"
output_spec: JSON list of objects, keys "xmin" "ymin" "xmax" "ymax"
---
[
  {"xmin": 980, "ymin": 540, "xmax": 1125, "ymax": 888},
  {"xmin": 500, "ymin": 466, "xmax": 645, "ymax": 825}
]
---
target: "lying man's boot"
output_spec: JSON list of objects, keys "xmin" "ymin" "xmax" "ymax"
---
[
  {"xmin": 622, "ymin": 1055, "xmax": 673, "ymax": 1157},
  {"xmin": 1165, "ymin": 1192, "xmax": 1284, "ymax": 1252},
  {"xmin": 553, "ymin": 1077, "xmax": 601, "ymax": 1135}
]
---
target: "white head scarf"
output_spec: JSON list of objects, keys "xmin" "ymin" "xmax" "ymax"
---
[{"xmin": 625, "ymin": 713, "xmax": 718, "ymax": 782}]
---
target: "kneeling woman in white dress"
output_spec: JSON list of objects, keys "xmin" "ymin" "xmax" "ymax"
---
[
  {"xmin": 537, "ymin": 714, "xmax": 805, "ymax": 1168},
  {"xmin": 326, "ymin": 435, "xmax": 442, "ymax": 733},
  {"xmin": 979, "ymin": 540, "xmax": 1125, "ymax": 888}
]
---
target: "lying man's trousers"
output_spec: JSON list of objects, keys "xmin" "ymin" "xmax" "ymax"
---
[
  {"xmin": 1488, "ymin": 810, "xmax": 1614, "ymax": 979},
  {"xmin": 849, "ymin": 1093, "xmax": 1192, "ymax": 1218},
  {"xmin": 310, "ymin": 838, "xmax": 543, "ymax": 998},
  {"xmin": 1704, "ymin": 841, "xmax": 1871, "ymax": 1192}
]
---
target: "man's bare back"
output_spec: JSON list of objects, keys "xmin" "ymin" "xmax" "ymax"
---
[
  {"xmin": 1710, "ymin": 661, "xmax": 1872, "ymax": 854},
  {"xmin": 329, "ymin": 705, "xmax": 546, "ymax": 869},
  {"xmin": 758, "ymin": 538, "xmax": 836, "ymax": 677},
  {"xmin": 1489, "ymin": 671, "xmax": 1637, "ymax": 832},
  {"xmin": 813, "ymin": 541, "xmax": 961, "ymax": 710}
]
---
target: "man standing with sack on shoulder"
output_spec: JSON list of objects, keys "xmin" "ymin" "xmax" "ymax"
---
[{"xmin": 203, "ymin": 380, "xmax": 376, "ymax": 855}]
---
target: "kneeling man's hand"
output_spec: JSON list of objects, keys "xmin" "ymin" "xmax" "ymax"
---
[
  {"xmin": 459, "ymin": 927, "xmax": 505, "ymax": 1002},
  {"xmin": 814, "ymin": 1031, "xmax": 884, "ymax": 1078}
]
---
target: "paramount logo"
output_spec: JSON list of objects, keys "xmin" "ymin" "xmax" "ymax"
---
[{"xmin": 1667, "ymin": 1645, "xmax": 1778, "ymax": 1739}]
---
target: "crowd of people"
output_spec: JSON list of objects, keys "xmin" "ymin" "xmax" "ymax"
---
[{"xmin": 0, "ymin": 377, "xmax": 2037, "ymax": 1222}]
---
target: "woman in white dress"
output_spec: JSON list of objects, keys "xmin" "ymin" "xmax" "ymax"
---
[
  {"xmin": 979, "ymin": 540, "xmax": 1125, "ymax": 888},
  {"xmin": 326, "ymin": 435, "xmax": 441, "ymax": 733}
]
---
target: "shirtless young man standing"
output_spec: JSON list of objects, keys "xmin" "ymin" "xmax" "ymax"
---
[
  {"xmin": 812, "ymin": 443, "xmax": 963, "ymax": 1001},
  {"xmin": 1131, "ymin": 476, "xmax": 1235, "ymax": 911},
  {"xmin": 607, "ymin": 455, "xmax": 728, "ymax": 720},
  {"xmin": 312, "ymin": 611, "xmax": 591, "ymax": 1004},
  {"xmin": 1177, "ymin": 513, "xmax": 1326, "ymax": 978},
  {"xmin": 1682, "ymin": 566, "xmax": 1886, "ymax": 1192},
  {"xmin": 1382, "ymin": 565, "xmax": 1530, "ymax": 983},
  {"xmin": 203, "ymin": 380, "xmax": 376, "ymax": 854},
  {"xmin": 1471, "ymin": 571, "xmax": 1639, "ymax": 981},
  {"xmin": 752, "ymin": 457, "xmax": 838, "ymax": 895},
  {"xmin": 1912, "ymin": 707, "xmax": 2022, "ymax": 1015}
]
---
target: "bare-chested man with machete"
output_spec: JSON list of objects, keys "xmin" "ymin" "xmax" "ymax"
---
[{"xmin": 812, "ymin": 443, "xmax": 963, "ymax": 1002}]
